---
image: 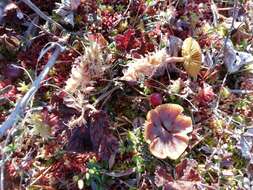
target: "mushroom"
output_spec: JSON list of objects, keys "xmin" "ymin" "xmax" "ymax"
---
[
  {"xmin": 144, "ymin": 103, "xmax": 193, "ymax": 160},
  {"xmin": 121, "ymin": 37, "xmax": 202, "ymax": 81},
  {"xmin": 165, "ymin": 37, "xmax": 202, "ymax": 78},
  {"xmin": 181, "ymin": 37, "xmax": 202, "ymax": 78}
]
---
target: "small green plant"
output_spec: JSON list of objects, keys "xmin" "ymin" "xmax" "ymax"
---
[
  {"xmin": 235, "ymin": 98, "xmax": 251, "ymax": 110},
  {"xmin": 3, "ymin": 143, "xmax": 17, "ymax": 154},
  {"xmin": 17, "ymin": 81, "xmax": 31, "ymax": 94},
  {"xmin": 128, "ymin": 128, "xmax": 157, "ymax": 173},
  {"xmin": 84, "ymin": 157, "xmax": 107, "ymax": 190},
  {"xmin": 29, "ymin": 113, "xmax": 51, "ymax": 139}
]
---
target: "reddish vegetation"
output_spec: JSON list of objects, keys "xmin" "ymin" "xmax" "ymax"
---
[
  {"xmin": 149, "ymin": 93, "xmax": 163, "ymax": 107},
  {"xmin": 1, "ymin": 0, "xmax": 253, "ymax": 189}
]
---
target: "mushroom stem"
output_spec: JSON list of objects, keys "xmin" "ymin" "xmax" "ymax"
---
[{"xmin": 165, "ymin": 56, "xmax": 185, "ymax": 63}]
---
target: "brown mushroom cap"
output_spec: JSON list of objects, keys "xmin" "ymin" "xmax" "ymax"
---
[
  {"xmin": 144, "ymin": 104, "xmax": 193, "ymax": 160},
  {"xmin": 181, "ymin": 37, "xmax": 202, "ymax": 78}
]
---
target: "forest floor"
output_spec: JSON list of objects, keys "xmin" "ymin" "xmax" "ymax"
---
[{"xmin": 1, "ymin": 0, "xmax": 253, "ymax": 189}]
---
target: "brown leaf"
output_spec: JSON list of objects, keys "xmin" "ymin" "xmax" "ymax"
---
[
  {"xmin": 66, "ymin": 125, "xmax": 93, "ymax": 153},
  {"xmin": 175, "ymin": 159, "xmax": 200, "ymax": 181},
  {"xmin": 89, "ymin": 110, "xmax": 119, "ymax": 161},
  {"xmin": 164, "ymin": 180, "xmax": 199, "ymax": 190},
  {"xmin": 154, "ymin": 166, "xmax": 173, "ymax": 187},
  {"xmin": 98, "ymin": 133, "xmax": 118, "ymax": 161},
  {"xmin": 89, "ymin": 111, "xmax": 110, "ymax": 150}
]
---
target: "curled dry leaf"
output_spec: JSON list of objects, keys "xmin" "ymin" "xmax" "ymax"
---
[
  {"xmin": 155, "ymin": 159, "xmax": 202, "ymax": 190},
  {"xmin": 181, "ymin": 37, "xmax": 202, "ymax": 78},
  {"xmin": 166, "ymin": 36, "xmax": 183, "ymax": 57},
  {"xmin": 89, "ymin": 110, "xmax": 119, "ymax": 161},
  {"xmin": 144, "ymin": 103, "xmax": 193, "ymax": 160},
  {"xmin": 0, "ymin": 33, "xmax": 20, "ymax": 53},
  {"xmin": 224, "ymin": 40, "xmax": 253, "ymax": 73},
  {"xmin": 237, "ymin": 127, "xmax": 253, "ymax": 160},
  {"xmin": 54, "ymin": 0, "xmax": 81, "ymax": 26},
  {"xmin": 66, "ymin": 110, "xmax": 119, "ymax": 161}
]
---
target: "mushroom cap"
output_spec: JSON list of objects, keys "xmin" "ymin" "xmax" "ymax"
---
[
  {"xmin": 144, "ymin": 104, "xmax": 193, "ymax": 160},
  {"xmin": 181, "ymin": 37, "xmax": 202, "ymax": 78}
]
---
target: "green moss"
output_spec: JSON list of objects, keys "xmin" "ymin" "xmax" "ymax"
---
[
  {"xmin": 203, "ymin": 136, "xmax": 217, "ymax": 147},
  {"xmin": 231, "ymin": 149, "xmax": 247, "ymax": 170},
  {"xmin": 0, "ymin": 46, "xmax": 17, "ymax": 60}
]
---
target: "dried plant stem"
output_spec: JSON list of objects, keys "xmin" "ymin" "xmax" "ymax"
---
[
  {"xmin": 217, "ymin": 7, "xmax": 234, "ymax": 11},
  {"xmin": 224, "ymin": 0, "xmax": 238, "ymax": 47},
  {"xmin": 210, "ymin": 1, "xmax": 218, "ymax": 26},
  {"xmin": 230, "ymin": 89, "xmax": 253, "ymax": 94},
  {"xmin": 93, "ymin": 86, "xmax": 121, "ymax": 108},
  {"xmin": 209, "ymin": 4, "xmax": 239, "ymax": 186},
  {"xmin": 0, "ymin": 46, "xmax": 62, "ymax": 138},
  {"xmin": 165, "ymin": 56, "xmax": 185, "ymax": 63},
  {"xmin": 28, "ymin": 166, "xmax": 53, "ymax": 187},
  {"xmin": 21, "ymin": 0, "xmax": 64, "ymax": 30}
]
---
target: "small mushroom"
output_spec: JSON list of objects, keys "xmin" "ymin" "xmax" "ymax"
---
[
  {"xmin": 144, "ymin": 103, "xmax": 193, "ymax": 160},
  {"xmin": 165, "ymin": 37, "xmax": 202, "ymax": 78},
  {"xmin": 181, "ymin": 37, "xmax": 202, "ymax": 78}
]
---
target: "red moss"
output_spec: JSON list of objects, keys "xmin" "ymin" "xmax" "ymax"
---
[{"xmin": 196, "ymin": 83, "xmax": 215, "ymax": 105}]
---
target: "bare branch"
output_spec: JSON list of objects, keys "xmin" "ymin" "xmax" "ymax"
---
[{"xmin": 0, "ymin": 45, "xmax": 62, "ymax": 138}]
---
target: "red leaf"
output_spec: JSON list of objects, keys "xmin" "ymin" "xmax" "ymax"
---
[
  {"xmin": 87, "ymin": 33, "xmax": 108, "ymax": 48},
  {"xmin": 115, "ymin": 29, "xmax": 135, "ymax": 51},
  {"xmin": 196, "ymin": 83, "xmax": 215, "ymax": 105}
]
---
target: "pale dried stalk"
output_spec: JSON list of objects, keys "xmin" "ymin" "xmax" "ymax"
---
[{"xmin": 65, "ymin": 43, "xmax": 105, "ymax": 94}]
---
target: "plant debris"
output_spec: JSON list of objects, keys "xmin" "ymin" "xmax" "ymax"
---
[{"xmin": 1, "ymin": 0, "xmax": 253, "ymax": 189}]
